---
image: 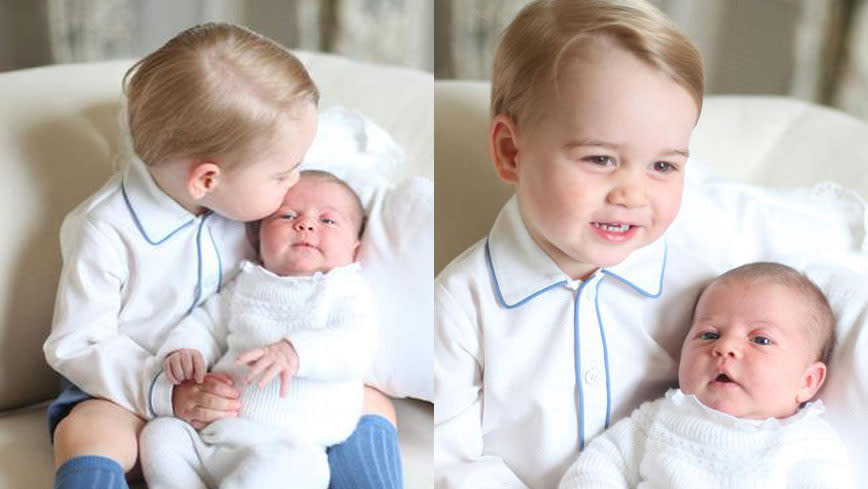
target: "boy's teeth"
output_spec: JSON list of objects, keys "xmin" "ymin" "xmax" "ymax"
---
[{"xmin": 593, "ymin": 222, "xmax": 630, "ymax": 232}]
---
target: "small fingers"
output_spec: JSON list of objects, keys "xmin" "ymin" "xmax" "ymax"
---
[
  {"xmin": 168, "ymin": 356, "xmax": 184, "ymax": 384},
  {"xmin": 181, "ymin": 352, "xmax": 194, "ymax": 381},
  {"xmin": 201, "ymin": 376, "xmax": 240, "ymax": 399},
  {"xmin": 192, "ymin": 352, "xmax": 206, "ymax": 383},
  {"xmin": 279, "ymin": 370, "xmax": 291, "ymax": 398},
  {"xmin": 236, "ymin": 348, "xmax": 265, "ymax": 366},
  {"xmin": 244, "ymin": 357, "xmax": 272, "ymax": 385},
  {"xmin": 257, "ymin": 362, "xmax": 283, "ymax": 389}
]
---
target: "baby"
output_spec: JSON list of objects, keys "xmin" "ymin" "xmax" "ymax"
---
[
  {"xmin": 559, "ymin": 262, "xmax": 854, "ymax": 488},
  {"xmin": 139, "ymin": 170, "xmax": 376, "ymax": 489}
]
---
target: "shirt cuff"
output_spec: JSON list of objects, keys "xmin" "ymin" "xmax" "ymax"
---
[{"xmin": 148, "ymin": 370, "xmax": 175, "ymax": 418}]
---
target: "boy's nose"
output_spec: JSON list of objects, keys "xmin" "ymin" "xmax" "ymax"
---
[{"xmin": 607, "ymin": 172, "xmax": 647, "ymax": 208}]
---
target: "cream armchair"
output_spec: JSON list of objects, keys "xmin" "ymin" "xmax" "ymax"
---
[{"xmin": 0, "ymin": 53, "xmax": 432, "ymax": 489}]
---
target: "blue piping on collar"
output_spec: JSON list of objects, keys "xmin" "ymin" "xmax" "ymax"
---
[
  {"xmin": 121, "ymin": 181, "xmax": 195, "ymax": 245},
  {"xmin": 599, "ymin": 242, "xmax": 668, "ymax": 298},
  {"xmin": 594, "ymin": 278, "xmax": 612, "ymax": 430},
  {"xmin": 184, "ymin": 215, "xmax": 210, "ymax": 316},
  {"xmin": 207, "ymin": 225, "xmax": 224, "ymax": 293},
  {"xmin": 573, "ymin": 277, "xmax": 593, "ymax": 452},
  {"xmin": 485, "ymin": 239, "xmax": 567, "ymax": 309}
]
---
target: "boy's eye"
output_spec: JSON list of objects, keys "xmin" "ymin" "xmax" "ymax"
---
[
  {"xmin": 651, "ymin": 161, "xmax": 676, "ymax": 174},
  {"xmin": 281, "ymin": 213, "xmax": 297, "ymax": 220},
  {"xmin": 321, "ymin": 218, "xmax": 336, "ymax": 225},
  {"xmin": 752, "ymin": 336, "xmax": 773, "ymax": 346},
  {"xmin": 699, "ymin": 331, "xmax": 719, "ymax": 340},
  {"xmin": 584, "ymin": 155, "xmax": 614, "ymax": 167}
]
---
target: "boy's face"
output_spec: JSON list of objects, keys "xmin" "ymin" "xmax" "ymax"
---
[
  {"xmin": 678, "ymin": 278, "xmax": 825, "ymax": 419},
  {"xmin": 497, "ymin": 43, "xmax": 698, "ymax": 279},
  {"xmin": 206, "ymin": 103, "xmax": 318, "ymax": 222},
  {"xmin": 258, "ymin": 176, "xmax": 361, "ymax": 276}
]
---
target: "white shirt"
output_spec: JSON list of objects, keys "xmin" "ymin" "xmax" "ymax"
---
[
  {"xmin": 158, "ymin": 261, "xmax": 377, "ymax": 445},
  {"xmin": 44, "ymin": 155, "xmax": 250, "ymax": 418},
  {"xmin": 559, "ymin": 389, "xmax": 855, "ymax": 489},
  {"xmin": 434, "ymin": 196, "xmax": 716, "ymax": 489}
]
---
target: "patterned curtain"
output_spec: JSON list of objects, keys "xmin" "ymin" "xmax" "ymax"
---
[
  {"xmin": 39, "ymin": 0, "xmax": 431, "ymax": 71},
  {"xmin": 435, "ymin": 0, "xmax": 868, "ymax": 122}
]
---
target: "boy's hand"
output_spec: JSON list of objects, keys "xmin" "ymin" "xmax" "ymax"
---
[
  {"xmin": 163, "ymin": 348, "xmax": 207, "ymax": 384},
  {"xmin": 172, "ymin": 372, "xmax": 241, "ymax": 429},
  {"xmin": 236, "ymin": 339, "xmax": 298, "ymax": 398}
]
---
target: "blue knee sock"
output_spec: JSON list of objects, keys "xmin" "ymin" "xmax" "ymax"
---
[
  {"xmin": 328, "ymin": 415, "xmax": 403, "ymax": 489},
  {"xmin": 54, "ymin": 456, "xmax": 128, "ymax": 489}
]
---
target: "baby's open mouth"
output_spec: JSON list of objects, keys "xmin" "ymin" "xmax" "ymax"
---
[
  {"xmin": 715, "ymin": 373, "xmax": 733, "ymax": 383},
  {"xmin": 592, "ymin": 222, "xmax": 633, "ymax": 232}
]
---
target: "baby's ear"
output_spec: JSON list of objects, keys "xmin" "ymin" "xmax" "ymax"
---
[
  {"xmin": 489, "ymin": 114, "xmax": 520, "ymax": 184},
  {"xmin": 796, "ymin": 361, "xmax": 827, "ymax": 404},
  {"xmin": 351, "ymin": 239, "xmax": 361, "ymax": 261},
  {"xmin": 187, "ymin": 161, "xmax": 222, "ymax": 200}
]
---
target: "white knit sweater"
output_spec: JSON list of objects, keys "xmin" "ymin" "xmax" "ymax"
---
[
  {"xmin": 558, "ymin": 389, "xmax": 854, "ymax": 489},
  {"xmin": 158, "ymin": 261, "xmax": 377, "ymax": 446}
]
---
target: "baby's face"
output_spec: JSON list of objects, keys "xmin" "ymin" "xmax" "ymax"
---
[
  {"xmin": 678, "ymin": 278, "xmax": 825, "ymax": 419},
  {"xmin": 258, "ymin": 176, "xmax": 361, "ymax": 276},
  {"xmin": 506, "ymin": 40, "xmax": 698, "ymax": 279}
]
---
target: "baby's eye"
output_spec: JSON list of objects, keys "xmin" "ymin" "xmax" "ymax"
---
[
  {"xmin": 752, "ymin": 336, "xmax": 773, "ymax": 346},
  {"xmin": 321, "ymin": 218, "xmax": 336, "ymax": 225},
  {"xmin": 651, "ymin": 161, "xmax": 676, "ymax": 174},
  {"xmin": 584, "ymin": 155, "xmax": 615, "ymax": 167},
  {"xmin": 699, "ymin": 331, "xmax": 719, "ymax": 340},
  {"xmin": 281, "ymin": 213, "xmax": 297, "ymax": 220}
]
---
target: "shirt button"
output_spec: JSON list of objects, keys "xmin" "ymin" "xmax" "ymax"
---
[{"xmin": 584, "ymin": 368, "xmax": 601, "ymax": 387}]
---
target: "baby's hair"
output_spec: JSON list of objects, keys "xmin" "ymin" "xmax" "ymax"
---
[
  {"xmin": 698, "ymin": 262, "xmax": 836, "ymax": 364},
  {"xmin": 245, "ymin": 170, "xmax": 367, "ymax": 261},
  {"xmin": 123, "ymin": 22, "xmax": 319, "ymax": 167},
  {"xmin": 491, "ymin": 0, "xmax": 704, "ymax": 124}
]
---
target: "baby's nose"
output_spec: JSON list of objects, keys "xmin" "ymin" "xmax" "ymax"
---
[{"xmin": 294, "ymin": 219, "xmax": 315, "ymax": 231}]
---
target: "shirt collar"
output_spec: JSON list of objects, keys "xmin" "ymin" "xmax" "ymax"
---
[
  {"xmin": 121, "ymin": 154, "xmax": 198, "ymax": 244},
  {"xmin": 486, "ymin": 195, "xmax": 667, "ymax": 307}
]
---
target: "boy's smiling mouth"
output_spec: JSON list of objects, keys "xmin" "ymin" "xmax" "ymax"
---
[{"xmin": 590, "ymin": 221, "xmax": 638, "ymax": 243}]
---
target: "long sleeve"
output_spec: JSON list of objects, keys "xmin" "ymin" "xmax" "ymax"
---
[
  {"xmin": 157, "ymin": 284, "xmax": 233, "ymax": 367},
  {"xmin": 434, "ymin": 281, "xmax": 529, "ymax": 489},
  {"xmin": 558, "ymin": 414, "xmax": 642, "ymax": 489},
  {"xmin": 44, "ymin": 216, "xmax": 159, "ymax": 419},
  {"xmin": 290, "ymin": 272, "xmax": 377, "ymax": 381}
]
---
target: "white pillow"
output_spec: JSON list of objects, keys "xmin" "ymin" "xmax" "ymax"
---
[
  {"xmin": 300, "ymin": 108, "xmax": 433, "ymax": 401},
  {"xmin": 806, "ymin": 265, "xmax": 868, "ymax": 485},
  {"xmin": 667, "ymin": 159, "xmax": 868, "ymax": 274}
]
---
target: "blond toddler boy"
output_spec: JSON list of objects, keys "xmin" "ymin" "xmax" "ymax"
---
[
  {"xmin": 559, "ymin": 262, "xmax": 855, "ymax": 489},
  {"xmin": 434, "ymin": 1, "xmax": 717, "ymax": 488},
  {"xmin": 44, "ymin": 23, "xmax": 400, "ymax": 489},
  {"xmin": 139, "ymin": 171, "xmax": 376, "ymax": 489}
]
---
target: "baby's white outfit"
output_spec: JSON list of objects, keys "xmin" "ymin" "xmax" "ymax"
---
[
  {"xmin": 558, "ymin": 389, "xmax": 854, "ymax": 489},
  {"xmin": 140, "ymin": 261, "xmax": 377, "ymax": 489}
]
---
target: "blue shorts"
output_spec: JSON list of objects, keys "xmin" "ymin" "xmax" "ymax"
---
[{"xmin": 46, "ymin": 378, "xmax": 93, "ymax": 443}]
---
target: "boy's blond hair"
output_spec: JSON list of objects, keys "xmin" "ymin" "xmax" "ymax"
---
[
  {"xmin": 491, "ymin": 0, "xmax": 704, "ymax": 124},
  {"xmin": 123, "ymin": 22, "xmax": 319, "ymax": 167}
]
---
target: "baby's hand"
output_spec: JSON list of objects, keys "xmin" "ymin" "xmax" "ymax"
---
[
  {"xmin": 236, "ymin": 339, "xmax": 299, "ymax": 397},
  {"xmin": 163, "ymin": 348, "xmax": 207, "ymax": 384}
]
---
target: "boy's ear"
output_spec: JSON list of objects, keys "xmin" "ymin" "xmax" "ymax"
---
[
  {"xmin": 796, "ymin": 361, "xmax": 827, "ymax": 404},
  {"xmin": 489, "ymin": 114, "xmax": 521, "ymax": 184},
  {"xmin": 187, "ymin": 161, "xmax": 222, "ymax": 200}
]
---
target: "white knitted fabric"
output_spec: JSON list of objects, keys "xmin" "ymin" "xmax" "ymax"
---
[
  {"xmin": 158, "ymin": 260, "xmax": 377, "ymax": 446},
  {"xmin": 558, "ymin": 389, "xmax": 854, "ymax": 489}
]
